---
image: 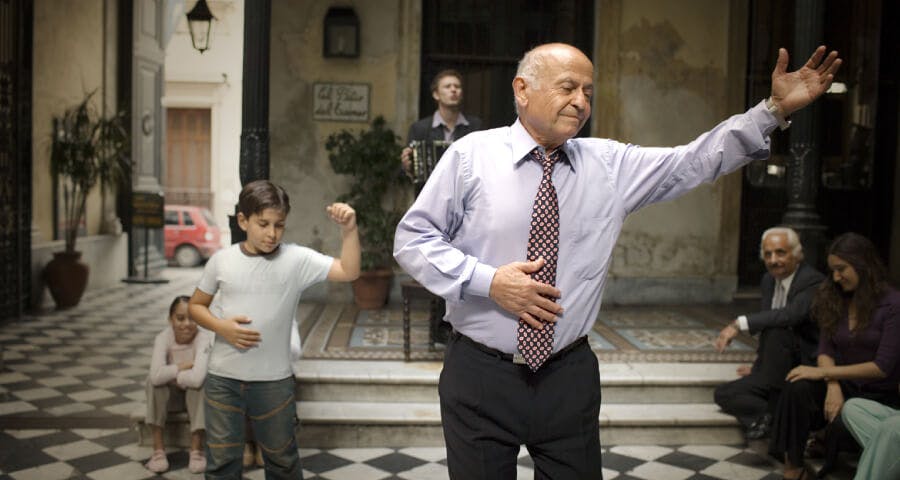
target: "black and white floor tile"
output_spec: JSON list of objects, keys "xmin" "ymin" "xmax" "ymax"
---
[
  {"xmin": 0, "ymin": 427, "xmax": 783, "ymax": 480},
  {"xmin": 0, "ymin": 268, "xmax": 788, "ymax": 479}
]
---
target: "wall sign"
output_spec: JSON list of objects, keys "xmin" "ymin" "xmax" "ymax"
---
[{"xmin": 313, "ymin": 83, "xmax": 369, "ymax": 122}]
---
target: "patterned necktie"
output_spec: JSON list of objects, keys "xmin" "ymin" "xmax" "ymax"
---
[
  {"xmin": 517, "ymin": 148, "xmax": 561, "ymax": 371},
  {"xmin": 772, "ymin": 282, "xmax": 786, "ymax": 309}
]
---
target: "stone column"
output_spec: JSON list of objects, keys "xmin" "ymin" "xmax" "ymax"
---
[
  {"xmin": 782, "ymin": 0, "xmax": 828, "ymax": 267},
  {"xmin": 230, "ymin": 0, "xmax": 271, "ymax": 244}
]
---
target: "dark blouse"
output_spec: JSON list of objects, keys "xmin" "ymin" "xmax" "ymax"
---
[{"xmin": 818, "ymin": 288, "xmax": 900, "ymax": 393}]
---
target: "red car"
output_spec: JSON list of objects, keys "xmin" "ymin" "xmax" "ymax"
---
[{"xmin": 164, "ymin": 205, "xmax": 222, "ymax": 267}]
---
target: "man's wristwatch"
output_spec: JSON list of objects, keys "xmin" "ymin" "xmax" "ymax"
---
[{"xmin": 766, "ymin": 97, "xmax": 791, "ymax": 131}]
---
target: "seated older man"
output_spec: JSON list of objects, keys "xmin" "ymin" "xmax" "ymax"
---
[{"xmin": 714, "ymin": 227, "xmax": 825, "ymax": 439}]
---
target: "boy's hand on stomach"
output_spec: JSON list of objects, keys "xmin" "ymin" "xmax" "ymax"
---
[{"xmin": 220, "ymin": 315, "xmax": 261, "ymax": 349}]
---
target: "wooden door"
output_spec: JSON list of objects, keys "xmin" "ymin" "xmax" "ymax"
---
[{"xmin": 165, "ymin": 108, "xmax": 212, "ymax": 208}]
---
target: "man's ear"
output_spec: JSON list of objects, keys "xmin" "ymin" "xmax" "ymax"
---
[
  {"xmin": 432, "ymin": 89, "xmax": 440, "ymax": 102},
  {"xmin": 512, "ymin": 77, "xmax": 528, "ymax": 109},
  {"xmin": 236, "ymin": 212, "xmax": 249, "ymax": 232}
]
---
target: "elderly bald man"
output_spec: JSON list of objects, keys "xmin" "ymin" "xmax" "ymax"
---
[{"xmin": 394, "ymin": 43, "xmax": 841, "ymax": 479}]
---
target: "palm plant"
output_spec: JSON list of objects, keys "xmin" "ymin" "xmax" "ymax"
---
[
  {"xmin": 326, "ymin": 116, "xmax": 408, "ymax": 271},
  {"xmin": 50, "ymin": 91, "xmax": 130, "ymax": 252}
]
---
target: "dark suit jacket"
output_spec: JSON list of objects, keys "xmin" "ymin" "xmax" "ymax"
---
[
  {"xmin": 746, "ymin": 262, "xmax": 825, "ymax": 364},
  {"xmin": 406, "ymin": 113, "xmax": 483, "ymax": 143}
]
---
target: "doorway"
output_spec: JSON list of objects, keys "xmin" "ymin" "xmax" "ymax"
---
[
  {"xmin": 738, "ymin": 0, "xmax": 897, "ymax": 284},
  {"xmin": 419, "ymin": 0, "xmax": 594, "ymax": 130},
  {"xmin": 165, "ymin": 108, "xmax": 213, "ymax": 208}
]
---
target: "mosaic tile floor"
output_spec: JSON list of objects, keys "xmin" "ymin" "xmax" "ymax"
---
[{"xmin": 300, "ymin": 303, "xmax": 760, "ymax": 362}]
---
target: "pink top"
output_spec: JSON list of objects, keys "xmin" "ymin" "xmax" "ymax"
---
[{"xmin": 148, "ymin": 326, "xmax": 214, "ymax": 389}]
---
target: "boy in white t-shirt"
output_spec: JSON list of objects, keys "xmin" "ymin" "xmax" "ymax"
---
[{"xmin": 189, "ymin": 180, "xmax": 360, "ymax": 478}]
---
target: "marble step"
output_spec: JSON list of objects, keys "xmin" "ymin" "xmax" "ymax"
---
[
  {"xmin": 296, "ymin": 401, "xmax": 742, "ymax": 447},
  {"xmin": 294, "ymin": 360, "xmax": 743, "ymax": 404},
  {"xmin": 135, "ymin": 401, "xmax": 741, "ymax": 448}
]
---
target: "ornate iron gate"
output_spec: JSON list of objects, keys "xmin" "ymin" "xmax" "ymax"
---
[{"xmin": 0, "ymin": 0, "xmax": 33, "ymax": 320}]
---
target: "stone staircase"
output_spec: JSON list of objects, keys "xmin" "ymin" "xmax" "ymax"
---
[
  {"xmin": 291, "ymin": 359, "xmax": 743, "ymax": 448},
  {"xmin": 134, "ymin": 358, "xmax": 743, "ymax": 448}
]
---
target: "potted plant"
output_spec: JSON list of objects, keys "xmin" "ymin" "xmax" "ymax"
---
[
  {"xmin": 44, "ymin": 91, "xmax": 129, "ymax": 308},
  {"xmin": 326, "ymin": 116, "xmax": 407, "ymax": 309}
]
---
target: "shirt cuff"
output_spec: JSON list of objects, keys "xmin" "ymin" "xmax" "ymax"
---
[
  {"xmin": 736, "ymin": 315, "xmax": 749, "ymax": 332},
  {"xmin": 750, "ymin": 99, "xmax": 779, "ymax": 138},
  {"xmin": 464, "ymin": 262, "xmax": 497, "ymax": 298}
]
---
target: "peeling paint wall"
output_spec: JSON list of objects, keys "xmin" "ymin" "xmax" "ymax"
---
[
  {"xmin": 597, "ymin": 0, "xmax": 748, "ymax": 302},
  {"xmin": 269, "ymin": 0, "xmax": 419, "ymax": 300},
  {"xmin": 268, "ymin": 0, "xmax": 747, "ymax": 303}
]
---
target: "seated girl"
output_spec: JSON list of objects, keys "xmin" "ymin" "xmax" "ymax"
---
[{"xmin": 144, "ymin": 295, "xmax": 214, "ymax": 474}]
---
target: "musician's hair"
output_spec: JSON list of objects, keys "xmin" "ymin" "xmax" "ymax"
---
[{"xmin": 430, "ymin": 69, "xmax": 463, "ymax": 94}]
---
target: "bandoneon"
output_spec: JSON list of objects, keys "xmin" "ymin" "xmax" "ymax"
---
[{"xmin": 409, "ymin": 140, "xmax": 452, "ymax": 187}]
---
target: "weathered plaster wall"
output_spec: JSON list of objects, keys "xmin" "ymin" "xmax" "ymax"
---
[
  {"xmin": 30, "ymin": 0, "xmax": 127, "ymax": 308},
  {"xmin": 267, "ymin": 0, "xmax": 747, "ymax": 303},
  {"xmin": 32, "ymin": 0, "xmax": 117, "ymax": 243},
  {"xmin": 269, "ymin": 0, "xmax": 419, "ymax": 300},
  {"xmin": 596, "ymin": 0, "xmax": 747, "ymax": 302}
]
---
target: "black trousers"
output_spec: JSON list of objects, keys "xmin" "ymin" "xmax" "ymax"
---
[
  {"xmin": 769, "ymin": 379, "xmax": 900, "ymax": 470},
  {"xmin": 714, "ymin": 327, "xmax": 805, "ymax": 428},
  {"xmin": 439, "ymin": 333, "xmax": 603, "ymax": 480}
]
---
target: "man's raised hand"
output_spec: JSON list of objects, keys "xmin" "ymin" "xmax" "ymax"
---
[{"xmin": 770, "ymin": 46, "xmax": 842, "ymax": 117}]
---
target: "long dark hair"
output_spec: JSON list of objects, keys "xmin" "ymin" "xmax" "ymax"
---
[
  {"xmin": 168, "ymin": 295, "xmax": 191, "ymax": 318},
  {"xmin": 812, "ymin": 233, "xmax": 888, "ymax": 337}
]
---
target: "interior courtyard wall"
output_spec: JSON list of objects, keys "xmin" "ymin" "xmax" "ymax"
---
[
  {"xmin": 30, "ymin": 0, "xmax": 127, "ymax": 308},
  {"xmin": 32, "ymin": 0, "xmax": 112, "ymax": 243},
  {"xmin": 269, "ymin": 0, "xmax": 416, "ymax": 300},
  {"xmin": 595, "ymin": 0, "xmax": 747, "ymax": 303}
]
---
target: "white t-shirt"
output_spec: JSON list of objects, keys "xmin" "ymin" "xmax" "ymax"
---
[{"xmin": 196, "ymin": 243, "xmax": 332, "ymax": 381}]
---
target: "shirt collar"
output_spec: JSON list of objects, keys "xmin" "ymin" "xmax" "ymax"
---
[
  {"xmin": 509, "ymin": 119, "xmax": 577, "ymax": 172},
  {"xmin": 778, "ymin": 268, "xmax": 797, "ymax": 293},
  {"xmin": 431, "ymin": 110, "xmax": 469, "ymax": 129}
]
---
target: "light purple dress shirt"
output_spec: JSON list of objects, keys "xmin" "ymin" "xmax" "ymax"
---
[{"xmin": 394, "ymin": 100, "xmax": 779, "ymax": 354}]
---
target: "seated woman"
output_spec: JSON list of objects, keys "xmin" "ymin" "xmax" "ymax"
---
[
  {"xmin": 768, "ymin": 232, "xmax": 900, "ymax": 479},
  {"xmin": 144, "ymin": 295, "xmax": 214, "ymax": 474}
]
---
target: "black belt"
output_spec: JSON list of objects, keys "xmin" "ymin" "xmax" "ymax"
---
[{"xmin": 451, "ymin": 331, "xmax": 589, "ymax": 365}]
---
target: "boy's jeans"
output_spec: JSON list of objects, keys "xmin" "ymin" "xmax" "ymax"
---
[{"xmin": 204, "ymin": 374, "xmax": 302, "ymax": 479}]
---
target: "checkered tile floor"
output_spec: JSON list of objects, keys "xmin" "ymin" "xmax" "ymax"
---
[
  {"xmin": 0, "ymin": 427, "xmax": 782, "ymax": 479},
  {"xmin": 1, "ymin": 267, "xmax": 785, "ymax": 479}
]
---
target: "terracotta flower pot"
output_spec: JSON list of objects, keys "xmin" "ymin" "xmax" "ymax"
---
[
  {"xmin": 44, "ymin": 251, "xmax": 90, "ymax": 309},
  {"xmin": 351, "ymin": 267, "xmax": 394, "ymax": 309}
]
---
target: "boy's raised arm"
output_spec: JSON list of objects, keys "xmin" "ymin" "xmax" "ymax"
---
[{"xmin": 326, "ymin": 203, "xmax": 361, "ymax": 282}]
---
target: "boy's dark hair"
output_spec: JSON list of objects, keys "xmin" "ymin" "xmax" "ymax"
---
[
  {"xmin": 430, "ymin": 69, "xmax": 463, "ymax": 94},
  {"xmin": 238, "ymin": 180, "xmax": 291, "ymax": 217},
  {"xmin": 169, "ymin": 295, "xmax": 191, "ymax": 317}
]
